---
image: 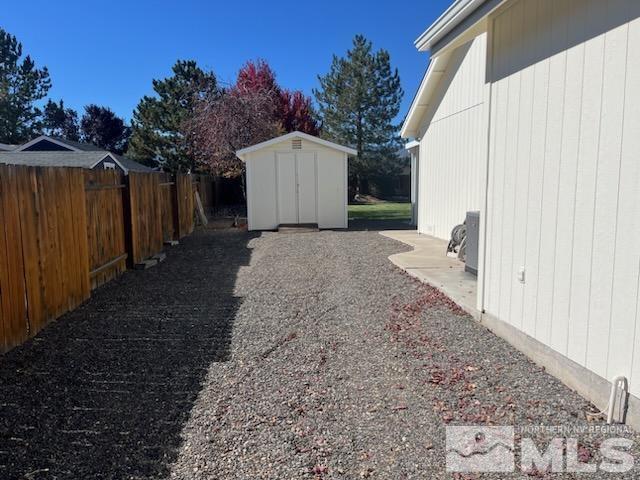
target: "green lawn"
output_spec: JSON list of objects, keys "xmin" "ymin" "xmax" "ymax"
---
[{"xmin": 348, "ymin": 202, "xmax": 411, "ymax": 221}]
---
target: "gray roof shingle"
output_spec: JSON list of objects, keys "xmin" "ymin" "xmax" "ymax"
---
[
  {"xmin": 0, "ymin": 151, "xmax": 154, "ymax": 173},
  {"xmin": 0, "ymin": 151, "xmax": 112, "ymax": 169},
  {"xmin": 112, "ymin": 154, "xmax": 155, "ymax": 173},
  {"xmin": 47, "ymin": 137, "xmax": 108, "ymax": 152}
]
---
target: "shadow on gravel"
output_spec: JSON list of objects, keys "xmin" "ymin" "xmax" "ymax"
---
[
  {"xmin": 0, "ymin": 229, "xmax": 255, "ymax": 479},
  {"xmin": 347, "ymin": 218, "xmax": 416, "ymax": 232}
]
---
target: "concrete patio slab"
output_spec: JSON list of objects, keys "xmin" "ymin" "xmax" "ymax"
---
[{"xmin": 380, "ymin": 230, "xmax": 480, "ymax": 319}]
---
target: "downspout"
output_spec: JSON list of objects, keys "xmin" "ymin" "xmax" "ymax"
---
[
  {"xmin": 479, "ymin": 26, "xmax": 494, "ymax": 314},
  {"xmin": 607, "ymin": 376, "xmax": 629, "ymax": 424}
]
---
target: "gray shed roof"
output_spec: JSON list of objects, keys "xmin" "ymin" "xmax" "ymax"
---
[{"xmin": 0, "ymin": 143, "xmax": 18, "ymax": 151}]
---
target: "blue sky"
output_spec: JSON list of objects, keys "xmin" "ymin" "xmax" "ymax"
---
[{"xmin": 2, "ymin": 0, "xmax": 451, "ymax": 123}]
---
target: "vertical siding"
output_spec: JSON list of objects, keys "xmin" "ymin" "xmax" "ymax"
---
[
  {"xmin": 418, "ymin": 34, "xmax": 488, "ymax": 240},
  {"xmin": 619, "ymin": 12, "xmax": 640, "ymax": 391},
  {"xmin": 486, "ymin": 0, "xmax": 640, "ymax": 395},
  {"xmin": 246, "ymin": 139, "xmax": 348, "ymax": 230}
]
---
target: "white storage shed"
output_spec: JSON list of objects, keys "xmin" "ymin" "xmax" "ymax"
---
[{"xmin": 236, "ymin": 131, "xmax": 356, "ymax": 231}]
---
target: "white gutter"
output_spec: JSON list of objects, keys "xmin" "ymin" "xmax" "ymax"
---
[
  {"xmin": 414, "ymin": 0, "xmax": 487, "ymax": 52},
  {"xmin": 400, "ymin": 55, "xmax": 448, "ymax": 138}
]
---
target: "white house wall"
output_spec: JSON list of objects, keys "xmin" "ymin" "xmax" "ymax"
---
[
  {"xmin": 484, "ymin": 0, "xmax": 640, "ymax": 395},
  {"xmin": 417, "ymin": 33, "xmax": 488, "ymax": 240}
]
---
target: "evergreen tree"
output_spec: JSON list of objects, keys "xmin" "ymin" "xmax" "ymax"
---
[
  {"xmin": 128, "ymin": 60, "xmax": 219, "ymax": 172},
  {"xmin": 42, "ymin": 99, "xmax": 79, "ymax": 140},
  {"xmin": 0, "ymin": 28, "xmax": 51, "ymax": 143},
  {"xmin": 314, "ymin": 35, "xmax": 403, "ymax": 193},
  {"xmin": 80, "ymin": 104, "xmax": 130, "ymax": 154}
]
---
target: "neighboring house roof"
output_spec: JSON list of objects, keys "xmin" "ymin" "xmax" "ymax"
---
[
  {"xmin": 15, "ymin": 135, "xmax": 104, "ymax": 152},
  {"xmin": 0, "ymin": 151, "xmax": 119, "ymax": 170},
  {"xmin": 236, "ymin": 131, "xmax": 357, "ymax": 161},
  {"xmin": 112, "ymin": 154, "xmax": 155, "ymax": 173},
  {"xmin": 10, "ymin": 135, "xmax": 154, "ymax": 173},
  {"xmin": 0, "ymin": 143, "xmax": 18, "ymax": 151},
  {"xmin": 402, "ymin": 0, "xmax": 503, "ymax": 138}
]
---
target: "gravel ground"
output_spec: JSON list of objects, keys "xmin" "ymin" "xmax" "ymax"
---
[
  {"xmin": 168, "ymin": 227, "xmax": 640, "ymax": 480},
  {"xmin": 2, "ymin": 225, "xmax": 640, "ymax": 479}
]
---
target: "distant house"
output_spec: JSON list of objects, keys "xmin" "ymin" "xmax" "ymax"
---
[
  {"xmin": 0, "ymin": 151, "xmax": 132, "ymax": 172},
  {"xmin": 0, "ymin": 135, "xmax": 153, "ymax": 175}
]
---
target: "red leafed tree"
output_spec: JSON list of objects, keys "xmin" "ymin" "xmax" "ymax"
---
[
  {"xmin": 189, "ymin": 59, "xmax": 319, "ymax": 180},
  {"xmin": 189, "ymin": 89, "xmax": 281, "ymax": 178},
  {"xmin": 235, "ymin": 59, "xmax": 280, "ymax": 97},
  {"xmin": 280, "ymin": 90, "xmax": 319, "ymax": 135},
  {"xmin": 235, "ymin": 60, "xmax": 319, "ymax": 135}
]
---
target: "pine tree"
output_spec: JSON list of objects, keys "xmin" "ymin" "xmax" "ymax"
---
[
  {"xmin": 80, "ymin": 105, "xmax": 130, "ymax": 154},
  {"xmin": 42, "ymin": 99, "xmax": 79, "ymax": 140},
  {"xmin": 128, "ymin": 60, "xmax": 219, "ymax": 172},
  {"xmin": 314, "ymin": 35, "xmax": 403, "ymax": 193},
  {"xmin": 0, "ymin": 28, "xmax": 51, "ymax": 144}
]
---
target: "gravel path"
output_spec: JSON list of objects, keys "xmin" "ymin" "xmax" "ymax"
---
[
  {"xmin": 168, "ymin": 228, "xmax": 640, "ymax": 479},
  {"xmin": 2, "ymin": 226, "xmax": 640, "ymax": 479}
]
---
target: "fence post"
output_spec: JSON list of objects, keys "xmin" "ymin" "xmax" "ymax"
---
[
  {"xmin": 122, "ymin": 174, "xmax": 134, "ymax": 268},
  {"xmin": 172, "ymin": 174, "xmax": 181, "ymax": 240}
]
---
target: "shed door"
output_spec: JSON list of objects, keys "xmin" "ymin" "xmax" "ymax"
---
[
  {"xmin": 296, "ymin": 152, "xmax": 317, "ymax": 224},
  {"xmin": 276, "ymin": 152, "xmax": 297, "ymax": 224}
]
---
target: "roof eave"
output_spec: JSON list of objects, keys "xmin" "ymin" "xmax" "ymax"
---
[
  {"xmin": 415, "ymin": 0, "xmax": 487, "ymax": 52},
  {"xmin": 90, "ymin": 153, "xmax": 129, "ymax": 174},
  {"xmin": 14, "ymin": 135, "xmax": 81, "ymax": 152},
  {"xmin": 400, "ymin": 55, "xmax": 448, "ymax": 139},
  {"xmin": 236, "ymin": 131, "xmax": 357, "ymax": 159}
]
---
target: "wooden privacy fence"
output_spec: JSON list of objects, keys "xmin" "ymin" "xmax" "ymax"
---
[
  {"xmin": 0, "ymin": 166, "xmax": 90, "ymax": 351},
  {"xmin": 193, "ymin": 174, "xmax": 215, "ymax": 215},
  {"xmin": 159, "ymin": 173, "xmax": 179, "ymax": 243},
  {"xmin": 176, "ymin": 174, "xmax": 195, "ymax": 238},
  {"xmin": 0, "ymin": 164, "xmax": 212, "ymax": 353},
  {"xmin": 128, "ymin": 172, "xmax": 163, "ymax": 265},
  {"xmin": 85, "ymin": 170, "xmax": 127, "ymax": 289}
]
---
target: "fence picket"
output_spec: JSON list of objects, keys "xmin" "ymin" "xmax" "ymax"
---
[{"xmin": 0, "ymin": 165, "xmax": 213, "ymax": 353}]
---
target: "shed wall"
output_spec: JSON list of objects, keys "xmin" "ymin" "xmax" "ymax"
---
[
  {"xmin": 417, "ymin": 33, "xmax": 488, "ymax": 240},
  {"xmin": 484, "ymin": 0, "xmax": 640, "ymax": 395},
  {"xmin": 246, "ymin": 138, "xmax": 347, "ymax": 230}
]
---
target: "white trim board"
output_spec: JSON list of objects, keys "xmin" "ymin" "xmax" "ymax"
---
[{"xmin": 236, "ymin": 131, "xmax": 357, "ymax": 160}]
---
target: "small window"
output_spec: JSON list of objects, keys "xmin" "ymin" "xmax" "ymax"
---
[
  {"xmin": 292, "ymin": 138, "xmax": 302, "ymax": 150},
  {"xmin": 103, "ymin": 162, "xmax": 116, "ymax": 170}
]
